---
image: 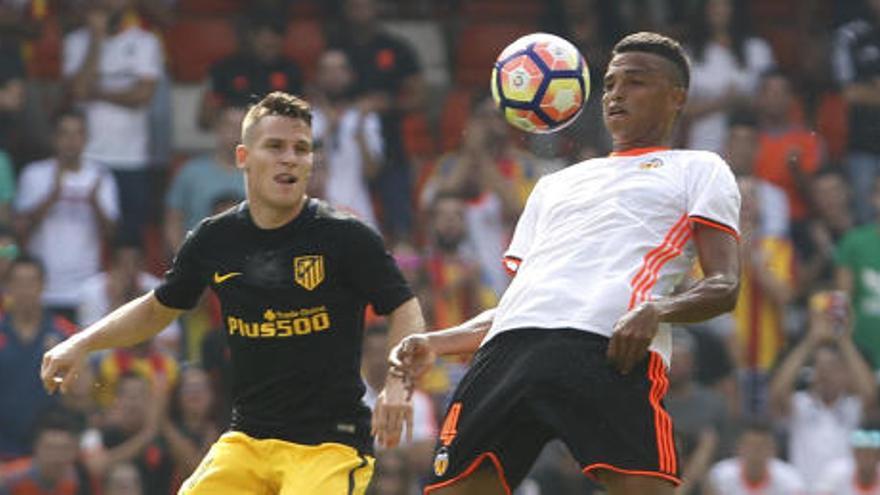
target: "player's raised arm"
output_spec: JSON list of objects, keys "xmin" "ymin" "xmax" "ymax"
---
[{"xmin": 41, "ymin": 291, "xmax": 182, "ymax": 394}]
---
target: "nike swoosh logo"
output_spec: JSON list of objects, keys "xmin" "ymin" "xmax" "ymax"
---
[{"xmin": 213, "ymin": 271, "xmax": 242, "ymax": 284}]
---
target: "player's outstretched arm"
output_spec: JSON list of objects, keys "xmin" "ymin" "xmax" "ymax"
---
[
  {"xmin": 373, "ymin": 297, "xmax": 426, "ymax": 448},
  {"xmin": 389, "ymin": 308, "xmax": 496, "ymax": 376},
  {"xmin": 40, "ymin": 291, "xmax": 183, "ymax": 394},
  {"xmin": 609, "ymin": 225, "xmax": 739, "ymax": 373}
]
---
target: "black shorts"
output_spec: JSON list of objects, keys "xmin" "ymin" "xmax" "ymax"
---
[{"xmin": 424, "ymin": 328, "xmax": 681, "ymax": 494}]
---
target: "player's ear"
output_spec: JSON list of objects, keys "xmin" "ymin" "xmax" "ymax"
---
[
  {"xmin": 671, "ymin": 85, "xmax": 687, "ymax": 113},
  {"xmin": 235, "ymin": 144, "xmax": 248, "ymax": 171}
]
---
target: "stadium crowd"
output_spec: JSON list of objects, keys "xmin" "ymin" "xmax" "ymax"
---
[{"xmin": 0, "ymin": 0, "xmax": 879, "ymax": 493}]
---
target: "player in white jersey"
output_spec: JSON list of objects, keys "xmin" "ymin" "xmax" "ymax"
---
[
  {"xmin": 388, "ymin": 32, "xmax": 741, "ymax": 495},
  {"xmin": 706, "ymin": 421, "xmax": 805, "ymax": 495},
  {"xmin": 815, "ymin": 426, "xmax": 880, "ymax": 495}
]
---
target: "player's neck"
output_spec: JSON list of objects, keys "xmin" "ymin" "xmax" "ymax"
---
[
  {"xmin": 249, "ymin": 195, "xmax": 308, "ymax": 230},
  {"xmin": 611, "ymin": 135, "xmax": 671, "ymax": 154}
]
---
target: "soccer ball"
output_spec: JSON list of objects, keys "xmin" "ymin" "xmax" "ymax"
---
[{"xmin": 491, "ymin": 33, "xmax": 590, "ymax": 133}]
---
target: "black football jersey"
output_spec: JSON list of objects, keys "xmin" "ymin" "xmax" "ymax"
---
[{"xmin": 155, "ymin": 199, "xmax": 413, "ymax": 453}]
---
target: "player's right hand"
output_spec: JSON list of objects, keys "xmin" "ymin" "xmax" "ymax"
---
[
  {"xmin": 389, "ymin": 334, "xmax": 435, "ymax": 379},
  {"xmin": 41, "ymin": 338, "xmax": 88, "ymax": 395}
]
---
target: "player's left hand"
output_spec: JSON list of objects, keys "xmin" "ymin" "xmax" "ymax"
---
[
  {"xmin": 371, "ymin": 373, "xmax": 413, "ymax": 448},
  {"xmin": 607, "ymin": 302, "xmax": 660, "ymax": 374}
]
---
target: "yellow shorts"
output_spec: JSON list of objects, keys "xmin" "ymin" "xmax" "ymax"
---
[{"xmin": 179, "ymin": 431, "xmax": 375, "ymax": 495}]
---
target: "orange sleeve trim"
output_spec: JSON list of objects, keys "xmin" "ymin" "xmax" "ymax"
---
[
  {"xmin": 502, "ymin": 256, "xmax": 522, "ymax": 277},
  {"xmin": 609, "ymin": 146, "xmax": 670, "ymax": 157},
  {"xmin": 582, "ymin": 463, "xmax": 682, "ymax": 486},
  {"xmin": 424, "ymin": 452, "xmax": 511, "ymax": 495},
  {"xmin": 688, "ymin": 215, "xmax": 740, "ymax": 240}
]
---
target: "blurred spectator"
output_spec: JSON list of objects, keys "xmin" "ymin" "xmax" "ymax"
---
[
  {"xmin": 161, "ymin": 366, "xmax": 219, "ymax": 491},
  {"xmin": 769, "ymin": 299, "xmax": 877, "ymax": 486},
  {"xmin": 795, "ymin": 168, "xmax": 854, "ymax": 294},
  {"xmin": 362, "ymin": 324, "xmax": 436, "ymax": 476},
  {"xmin": 723, "ymin": 110, "xmax": 789, "ymax": 238},
  {"xmin": 310, "ymin": 49, "xmax": 383, "ymax": 228},
  {"xmin": 753, "ymin": 69, "xmax": 824, "ymax": 226},
  {"xmin": 77, "ymin": 243, "xmax": 179, "ymax": 354},
  {"xmin": 420, "ymin": 97, "xmax": 541, "ymax": 297},
  {"xmin": 0, "ymin": 409, "xmax": 88, "ymax": 495},
  {"xmin": 815, "ymin": 422, "xmax": 880, "ymax": 495},
  {"xmin": 0, "ymin": 257, "xmax": 76, "ymax": 460},
  {"xmin": 0, "ymin": 225, "xmax": 20, "ymax": 305},
  {"xmin": 706, "ymin": 420, "xmax": 805, "ymax": 495},
  {"xmin": 198, "ymin": 15, "xmax": 303, "ymax": 129},
  {"xmin": 87, "ymin": 373, "xmax": 170, "ymax": 495},
  {"xmin": 731, "ymin": 176, "xmax": 794, "ymax": 417},
  {"xmin": 332, "ymin": 0, "xmax": 427, "ymax": 238},
  {"xmin": 63, "ymin": 0, "xmax": 164, "ymax": 245},
  {"xmin": 833, "ymin": 0, "xmax": 880, "ymax": 224},
  {"xmin": 93, "ymin": 339, "xmax": 178, "ymax": 409},
  {"xmin": 13, "ymin": 110, "xmax": 118, "ymax": 319},
  {"xmin": 101, "ymin": 462, "xmax": 142, "ymax": 495},
  {"xmin": 835, "ymin": 177, "xmax": 880, "ymax": 367},
  {"xmin": 367, "ymin": 448, "xmax": 417, "ymax": 495},
  {"xmin": 420, "ymin": 192, "xmax": 494, "ymax": 330},
  {"xmin": 666, "ymin": 331, "xmax": 727, "ymax": 495},
  {"xmin": 684, "ymin": 0, "xmax": 775, "ymax": 153},
  {"xmin": 165, "ymin": 104, "xmax": 246, "ymax": 252}
]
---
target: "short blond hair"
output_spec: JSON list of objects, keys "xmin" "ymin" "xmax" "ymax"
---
[{"xmin": 241, "ymin": 91, "xmax": 312, "ymax": 144}]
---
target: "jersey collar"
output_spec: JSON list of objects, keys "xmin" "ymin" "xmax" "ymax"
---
[{"xmin": 609, "ymin": 146, "xmax": 670, "ymax": 157}]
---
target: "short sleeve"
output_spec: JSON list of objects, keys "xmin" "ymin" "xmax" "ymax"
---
[
  {"xmin": 97, "ymin": 171, "xmax": 120, "ymax": 221},
  {"xmin": 341, "ymin": 221, "xmax": 413, "ymax": 315},
  {"xmin": 503, "ymin": 178, "xmax": 545, "ymax": 274},
  {"xmin": 13, "ymin": 163, "xmax": 50, "ymax": 213},
  {"xmin": 686, "ymin": 154, "xmax": 741, "ymax": 238},
  {"xmin": 0, "ymin": 151, "xmax": 15, "ymax": 203},
  {"xmin": 834, "ymin": 231, "xmax": 857, "ymax": 268},
  {"xmin": 154, "ymin": 224, "xmax": 209, "ymax": 310},
  {"xmin": 133, "ymin": 32, "xmax": 163, "ymax": 80},
  {"xmin": 62, "ymin": 30, "xmax": 87, "ymax": 78}
]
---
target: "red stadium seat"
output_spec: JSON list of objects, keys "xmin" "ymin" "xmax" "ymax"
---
[
  {"xmin": 462, "ymin": 0, "xmax": 547, "ymax": 22},
  {"xmin": 454, "ymin": 22, "xmax": 536, "ymax": 87},
  {"xmin": 283, "ymin": 19, "xmax": 326, "ymax": 82},
  {"xmin": 440, "ymin": 87, "xmax": 474, "ymax": 151},
  {"xmin": 26, "ymin": 16, "xmax": 62, "ymax": 79},
  {"xmin": 166, "ymin": 18, "xmax": 238, "ymax": 82}
]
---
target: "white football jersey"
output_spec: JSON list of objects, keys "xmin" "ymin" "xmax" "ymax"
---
[
  {"xmin": 708, "ymin": 458, "xmax": 806, "ymax": 495},
  {"xmin": 486, "ymin": 148, "xmax": 741, "ymax": 365}
]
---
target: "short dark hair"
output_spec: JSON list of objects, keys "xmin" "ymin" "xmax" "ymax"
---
[
  {"xmin": 31, "ymin": 408, "xmax": 81, "ymax": 445},
  {"xmin": 53, "ymin": 108, "xmax": 86, "ymax": 129},
  {"xmin": 10, "ymin": 254, "xmax": 45, "ymax": 281},
  {"xmin": 612, "ymin": 32, "xmax": 690, "ymax": 90},
  {"xmin": 241, "ymin": 91, "xmax": 312, "ymax": 143}
]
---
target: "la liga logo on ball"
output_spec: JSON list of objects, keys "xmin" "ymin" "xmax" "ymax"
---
[{"xmin": 491, "ymin": 32, "xmax": 591, "ymax": 133}]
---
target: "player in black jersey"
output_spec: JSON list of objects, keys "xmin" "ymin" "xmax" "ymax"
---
[{"xmin": 40, "ymin": 92, "xmax": 425, "ymax": 494}]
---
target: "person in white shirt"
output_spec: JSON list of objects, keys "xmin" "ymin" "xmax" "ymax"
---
[
  {"xmin": 815, "ymin": 426, "xmax": 880, "ymax": 495},
  {"xmin": 310, "ymin": 49, "xmax": 383, "ymax": 228},
  {"xmin": 391, "ymin": 32, "xmax": 742, "ymax": 495},
  {"xmin": 14, "ymin": 110, "xmax": 118, "ymax": 318},
  {"xmin": 78, "ymin": 243, "xmax": 179, "ymax": 354},
  {"xmin": 769, "ymin": 297, "xmax": 877, "ymax": 487},
  {"xmin": 706, "ymin": 421, "xmax": 805, "ymax": 495},
  {"xmin": 683, "ymin": 0, "xmax": 775, "ymax": 153},
  {"xmin": 63, "ymin": 0, "xmax": 164, "ymax": 244}
]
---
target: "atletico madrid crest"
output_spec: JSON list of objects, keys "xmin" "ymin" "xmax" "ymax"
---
[{"xmin": 293, "ymin": 255, "xmax": 324, "ymax": 291}]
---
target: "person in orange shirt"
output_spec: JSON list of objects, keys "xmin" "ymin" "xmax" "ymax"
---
[{"xmin": 753, "ymin": 69, "xmax": 824, "ymax": 223}]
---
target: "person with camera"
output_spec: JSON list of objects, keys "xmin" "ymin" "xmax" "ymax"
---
[{"xmin": 768, "ymin": 292, "xmax": 878, "ymax": 486}]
